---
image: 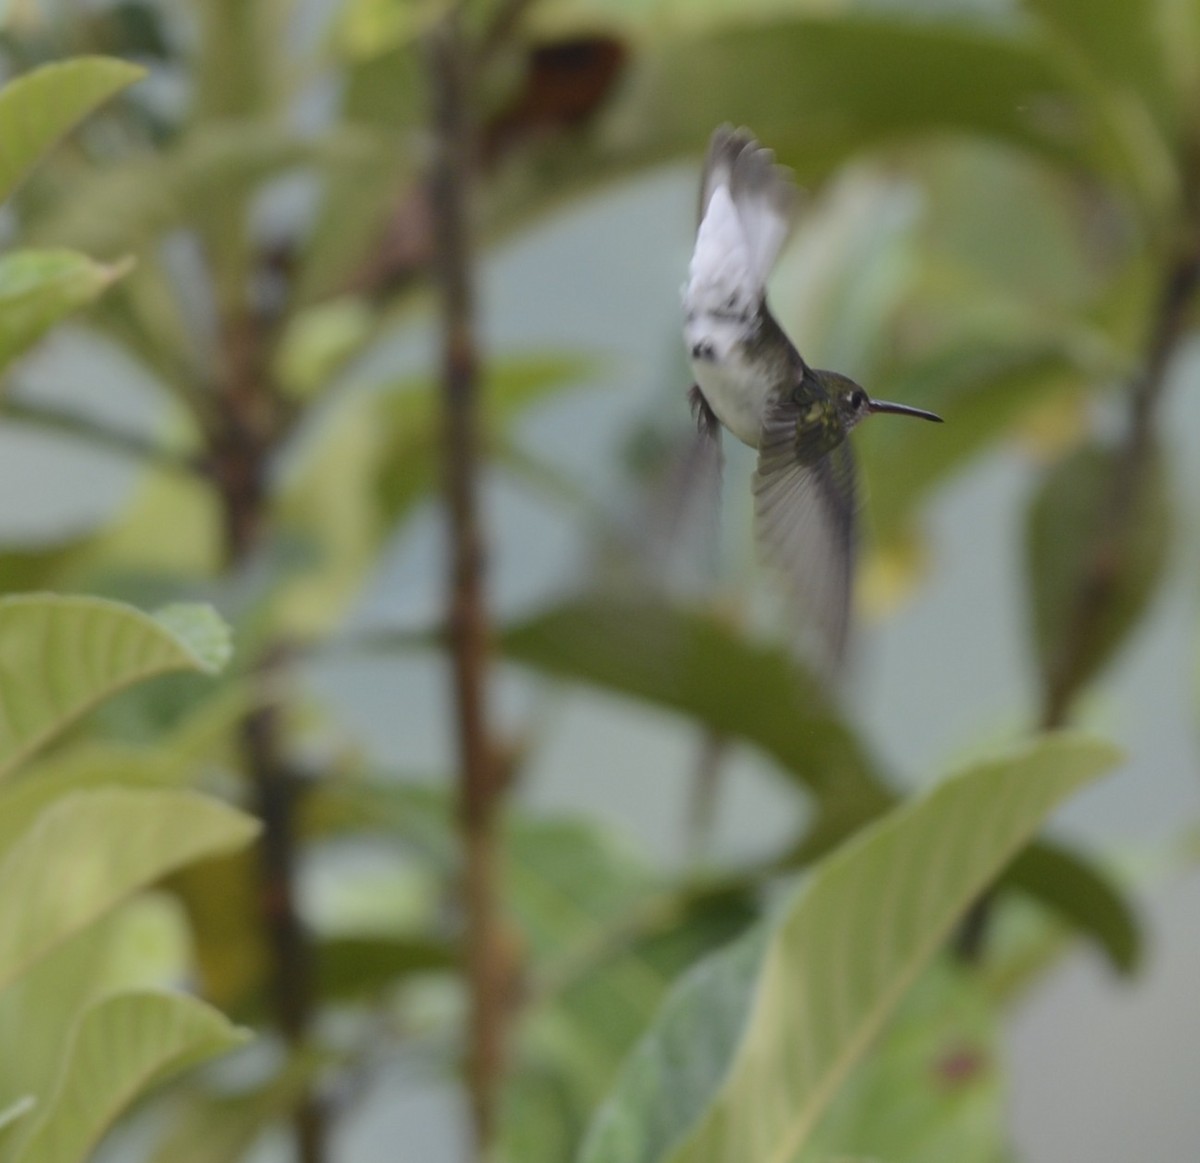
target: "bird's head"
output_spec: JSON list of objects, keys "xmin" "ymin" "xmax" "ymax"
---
[{"xmin": 817, "ymin": 369, "xmax": 943, "ymax": 432}]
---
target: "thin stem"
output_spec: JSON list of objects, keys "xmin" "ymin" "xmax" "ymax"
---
[
  {"xmin": 428, "ymin": 13, "xmax": 507, "ymax": 1155},
  {"xmin": 214, "ymin": 307, "xmax": 325, "ymax": 1160},
  {"xmin": 240, "ymin": 696, "xmax": 323, "ymax": 1163},
  {"xmin": 685, "ymin": 731, "xmax": 727, "ymax": 869},
  {"xmin": 1, "ymin": 398, "xmax": 204, "ymax": 476}
]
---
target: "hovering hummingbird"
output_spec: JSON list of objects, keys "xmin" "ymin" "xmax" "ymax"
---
[{"xmin": 683, "ymin": 125, "xmax": 942, "ymax": 665}]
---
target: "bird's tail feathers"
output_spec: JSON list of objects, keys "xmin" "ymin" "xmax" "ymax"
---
[{"xmin": 691, "ymin": 125, "xmax": 798, "ymax": 308}]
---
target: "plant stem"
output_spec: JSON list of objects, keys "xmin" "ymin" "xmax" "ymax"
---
[
  {"xmin": 241, "ymin": 696, "xmax": 323, "ymax": 1163},
  {"xmin": 215, "ymin": 309, "xmax": 325, "ymax": 1163},
  {"xmin": 0, "ymin": 398, "xmax": 204, "ymax": 476},
  {"xmin": 428, "ymin": 12, "xmax": 507, "ymax": 1154},
  {"xmin": 958, "ymin": 237, "xmax": 1200, "ymax": 965},
  {"xmin": 685, "ymin": 731, "xmax": 727, "ymax": 869},
  {"xmin": 1040, "ymin": 246, "xmax": 1200, "ymax": 729}
]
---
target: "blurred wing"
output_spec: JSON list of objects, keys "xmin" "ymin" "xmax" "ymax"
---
[
  {"xmin": 753, "ymin": 395, "xmax": 857, "ymax": 667},
  {"xmin": 687, "ymin": 383, "xmax": 724, "ymax": 490},
  {"xmin": 666, "ymin": 384, "xmax": 724, "ymax": 568},
  {"xmin": 639, "ymin": 387, "xmax": 724, "ymax": 592}
]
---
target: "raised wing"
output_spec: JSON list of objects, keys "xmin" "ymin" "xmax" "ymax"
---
[{"xmin": 688, "ymin": 126, "xmax": 799, "ymax": 320}]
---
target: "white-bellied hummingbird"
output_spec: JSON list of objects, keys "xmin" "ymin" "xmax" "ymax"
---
[{"xmin": 683, "ymin": 125, "xmax": 942, "ymax": 665}]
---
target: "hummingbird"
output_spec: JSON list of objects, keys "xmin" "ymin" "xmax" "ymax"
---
[{"xmin": 683, "ymin": 125, "xmax": 942, "ymax": 665}]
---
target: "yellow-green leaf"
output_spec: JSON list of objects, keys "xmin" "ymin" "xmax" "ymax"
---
[
  {"xmin": 798, "ymin": 964, "xmax": 1004, "ymax": 1163},
  {"xmin": 1026, "ymin": 443, "xmax": 1170, "ymax": 714},
  {"xmin": 0, "ymin": 788, "xmax": 259, "ymax": 991},
  {"xmin": 0, "ymin": 1095, "xmax": 34, "ymax": 1134},
  {"xmin": 0, "ymin": 596, "xmax": 230, "ymax": 780},
  {"xmin": 0, "ymin": 57, "xmax": 144, "ymax": 206},
  {"xmin": 10, "ymin": 990, "xmax": 249, "ymax": 1163},
  {"xmin": 0, "ymin": 249, "xmax": 133, "ymax": 378},
  {"xmin": 580, "ymin": 734, "xmax": 1120, "ymax": 1163}
]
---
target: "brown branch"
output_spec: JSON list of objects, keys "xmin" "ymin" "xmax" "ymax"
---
[
  {"xmin": 428, "ymin": 13, "xmax": 509, "ymax": 1154},
  {"xmin": 240, "ymin": 694, "xmax": 324, "ymax": 1163},
  {"xmin": 345, "ymin": 33, "xmax": 625, "ymax": 300},
  {"xmin": 685, "ymin": 731, "xmax": 727, "ymax": 869},
  {"xmin": 214, "ymin": 304, "xmax": 325, "ymax": 1161}
]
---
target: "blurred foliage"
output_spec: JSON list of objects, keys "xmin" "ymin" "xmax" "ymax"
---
[
  {"xmin": 0, "ymin": 61, "xmax": 256, "ymax": 1163},
  {"xmin": 1026, "ymin": 442, "xmax": 1172, "ymax": 712},
  {"xmin": 579, "ymin": 736, "xmax": 1118, "ymax": 1163},
  {"xmin": 0, "ymin": 599, "xmax": 254, "ymax": 1162},
  {"xmin": 0, "ymin": 0, "xmax": 1196, "ymax": 1160}
]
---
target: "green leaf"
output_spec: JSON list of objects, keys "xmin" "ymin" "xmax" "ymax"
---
[
  {"xmin": 0, "ymin": 249, "xmax": 133, "ymax": 378},
  {"xmin": 579, "ymin": 921, "xmax": 770, "ymax": 1163},
  {"xmin": 0, "ymin": 895, "xmax": 191, "ymax": 1121},
  {"xmin": 0, "ymin": 745, "xmax": 178, "ymax": 857},
  {"xmin": 273, "ymin": 353, "xmax": 592, "ymax": 636},
  {"xmin": 0, "ymin": 57, "xmax": 145, "ymax": 206},
  {"xmin": 293, "ymin": 41, "xmax": 421, "ymax": 303},
  {"xmin": 302, "ymin": 779, "xmax": 457, "ymax": 868},
  {"xmin": 0, "ymin": 684, "xmax": 252, "ymax": 829},
  {"xmin": 501, "ymin": 598, "xmax": 889, "ymax": 807},
  {"xmin": 0, "ymin": 596, "xmax": 231, "ymax": 779},
  {"xmin": 143, "ymin": 1056, "xmax": 320, "ymax": 1163},
  {"xmin": 0, "ymin": 1095, "xmax": 34, "ymax": 1134},
  {"xmin": 274, "ymin": 299, "xmax": 375, "ymax": 401},
  {"xmin": 10, "ymin": 990, "xmax": 249, "ymax": 1163},
  {"xmin": 859, "ymin": 343, "xmax": 1083, "ymax": 543},
  {"xmin": 1003, "ymin": 839, "xmax": 1139, "ymax": 975},
  {"xmin": 0, "ymin": 788, "xmax": 259, "ymax": 991},
  {"xmin": 1025, "ymin": 0, "xmax": 1172, "ymax": 122},
  {"xmin": 31, "ymin": 122, "xmax": 379, "ymax": 262},
  {"xmin": 333, "ymin": 0, "xmax": 439, "ymax": 58},
  {"xmin": 317, "ymin": 935, "xmax": 456, "ymax": 1001},
  {"xmin": 168, "ymin": 847, "xmax": 268, "ymax": 1017},
  {"xmin": 1026, "ymin": 443, "xmax": 1171, "ymax": 712},
  {"xmin": 579, "ymin": 733, "xmax": 1120, "ymax": 1163},
  {"xmin": 193, "ymin": 0, "xmax": 287, "ymax": 120},
  {"xmin": 489, "ymin": 16, "xmax": 1105, "ymax": 236},
  {"xmin": 149, "ymin": 603, "xmax": 234, "ymax": 672},
  {"xmin": 374, "ymin": 353, "xmax": 596, "ymax": 522},
  {"xmin": 1020, "ymin": 0, "xmax": 1178, "ymax": 220},
  {"xmin": 798, "ymin": 964, "xmax": 1005, "ymax": 1163},
  {"xmin": 504, "ymin": 824, "xmax": 759, "ymax": 1163}
]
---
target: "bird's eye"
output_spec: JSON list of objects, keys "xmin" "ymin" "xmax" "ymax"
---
[{"xmin": 850, "ymin": 390, "xmax": 867, "ymax": 410}]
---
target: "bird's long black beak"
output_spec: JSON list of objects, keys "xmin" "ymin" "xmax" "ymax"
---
[{"xmin": 868, "ymin": 398, "xmax": 943, "ymax": 423}]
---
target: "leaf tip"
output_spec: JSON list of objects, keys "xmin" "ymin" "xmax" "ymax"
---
[{"xmin": 152, "ymin": 603, "xmax": 233, "ymax": 674}]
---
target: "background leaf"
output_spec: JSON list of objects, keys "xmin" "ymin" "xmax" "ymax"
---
[
  {"xmin": 859, "ymin": 343, "xmax": 1083, "ymax": 544},
  {"xmin": 0, "ymin": 788, "xmax": 258, "ymax": 991},
  {"xmin": 9, "ymin": 990, "xmax": 249, "ymax": 1163},
  {"xmin": 0, "ymin": 1095, "xmax": 34, "ymax": 1135},
  {"xmin": 0, "ymin": 57, "xmax": 145, "ymax": 206},
  {"xmin": 797, "ymin": 963, "xmax": 1005, "ymax": 1163},
  {"xmin": 502, "ymin": 598, "xmax": 888, "ymax": 808},
  {"xmin": 1026, "ymin": 443, "xmax": 1171, "ymax": 708},
  {"xmin": 0, "ymin": 597, "xmax": 230, "ymax": 779},
  {"xmin": 0, "ymin": 250, "xmax": 132, "ymax": 379},
  {"xmin": 580, "ymin": 734, "xmax": 1119, "ymax": 1163}
]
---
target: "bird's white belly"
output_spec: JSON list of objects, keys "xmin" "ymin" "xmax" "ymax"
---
[{"xmin": 689, "ymin": 341, "xmax": 771, "ymax": 449}]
